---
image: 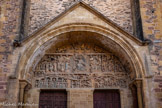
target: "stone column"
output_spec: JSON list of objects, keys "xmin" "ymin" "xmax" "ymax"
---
[
  {"xmin": 135, "ymin": 80, "xmax": 143, "ymax": 108},
  {"xmin": 19, "ymin": 81, "xmax": 28, "ymax": 108},
  {"xmin": 119, "ymin": 89, "xmax": 124, "ymax": 108},
  {"xmin": 23, "ymin": 84, "xmax": 32, "ymax": 108},
  {"xmin": 66, "ymin": 88, "xmax": 94, "ymax": 108},
  {"xmin": 130, "ymin": 84, "xmax": 138, "ymax": 108}
]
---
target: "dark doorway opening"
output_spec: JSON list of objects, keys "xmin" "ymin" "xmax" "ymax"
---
[
  {"xmin": 94, "ymin": 90, "xmax": 121, "ymax": 108},
  {"xmin": 39, "ymin": 90, "xmax": 67, "ymax": 108}
]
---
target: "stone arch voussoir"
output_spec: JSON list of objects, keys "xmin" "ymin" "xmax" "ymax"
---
[{"xmin": 18, "ymin": 23, "xmax": 145, "ymax": 82}]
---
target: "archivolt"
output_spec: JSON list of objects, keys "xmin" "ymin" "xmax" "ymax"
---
[{"xmin": 17, "ymin": 23, "xmax": 145, "ymax": 82}]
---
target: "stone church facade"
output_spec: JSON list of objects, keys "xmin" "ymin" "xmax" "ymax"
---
[{"xmin": 0, "ymin": 0, "xmax": 161, "ymax": 108}]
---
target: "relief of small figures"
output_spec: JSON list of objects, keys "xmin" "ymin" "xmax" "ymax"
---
[
  {"xmin": 73, "ymin": 55, "xmax": 87, "ymax": 72},
  {"xmin": 33, "ymin": 44, "xmax": 129, "ymax": 89},
  {"xmin": 93, "ymin": 74, "xmax": 127, "ymax": 88},
  {"xmin": 89, "ymin": 55, "xmax": 102, "ymax": 72},
  {"xmin": 35, "ymin": 77, "xmax": 68, "ymax": 88}
]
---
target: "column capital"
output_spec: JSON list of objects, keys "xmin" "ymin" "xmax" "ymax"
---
[
  {"xmin": 134, "ymin": 80, "xmax": 142, "ymax": 88},
  {"xmin": 19, "ymin": 82, "xmax": 28, "ymax": 89},
  {"xmin": 19, "ymin": 79, "xmax": 31, "ymax": 89}
]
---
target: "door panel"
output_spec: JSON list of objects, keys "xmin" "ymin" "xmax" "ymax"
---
[
  {"xmin": 39, "ymin": 90, "xmax": 67, "ymax": 108},
  {"xmin": 94, "ymin": 90, "xmax": 121, "ymax": 108}
]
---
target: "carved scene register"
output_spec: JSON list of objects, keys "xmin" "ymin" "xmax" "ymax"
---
[{"xmin": 33, "ymin": 43, "xmax": 129, "ymax": 89}]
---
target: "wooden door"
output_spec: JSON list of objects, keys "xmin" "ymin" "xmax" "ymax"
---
[
  {"xmin": 94, "ymin": 90, "xmax": 121, "ymax": 108},
  {"xmin": 39, "ymin": 90, "xmax": 67, "ymax": 108}
]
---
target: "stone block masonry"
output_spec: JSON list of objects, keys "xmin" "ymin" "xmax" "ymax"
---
[
  {"xmin": 28, "ymin": 0, "xmax": 133, "ymax": 35},
  {"xmin": 67, "ymin": 89, "xmax": 93, "ymax": 108},
  {"xmin": 0, "ymin": 0, "xmax": 162, "ymax": 108},
  {"xmin": 139, "ymin": 0, "xmax": 162, "ymax": 107},
  {"xmin": 0, "ymin": 0, "xmax": 22, "ymax": 102}
]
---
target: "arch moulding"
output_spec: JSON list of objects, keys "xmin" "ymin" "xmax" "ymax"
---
[
  {"xmin": 14, "ymin": 23, "xmax": 148, "ymax": 108},
  {"xmin": 11, "ymin": 2, "xmax": 152, "ymax": 108},
  {"xmin": 18, "ymin": 23, "xmax": 146, "ymax": 82}
]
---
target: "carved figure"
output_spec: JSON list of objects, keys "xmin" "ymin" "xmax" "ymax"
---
[{"xmin": 33, "ymin": 44, "xmax": 128, "ymax": 89}]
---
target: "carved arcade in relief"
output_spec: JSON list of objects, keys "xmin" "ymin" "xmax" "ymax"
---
[{"xmin": 33, "ymin": 43, "xmax": 129, "ymax": 89}]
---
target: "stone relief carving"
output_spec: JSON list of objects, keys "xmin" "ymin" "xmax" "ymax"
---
[
  {"xmin": 70, "ymin": 74, "xmax": 92, "ymax": 88},
  {"xmin": 35, "ymin": 76, "xmax": 68, "ymax": 88},
  {"xmin": 93, "ymin": 74, "xmax": 127, "ymax": 88},
  {"xmin": 33, "ymin": 44, "xmax": 129, "ymax": 89},
  {"xmin": 73, "ymin": 55, "xmax": 87, "ymax": 72}
]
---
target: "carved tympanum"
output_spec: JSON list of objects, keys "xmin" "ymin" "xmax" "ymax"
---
[{"xmin": 33, "ymin": 43, "xmax": 129, "ymax": 89}]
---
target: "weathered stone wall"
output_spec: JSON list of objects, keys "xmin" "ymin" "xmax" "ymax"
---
[
  {"xmin": 28, "ymin": 0, "xmax": 133, "ymax": 35},
  {"xmin": 67, "ymin": 89, "xmax": 93, "ymax": 108},
  {"xmin": 0, "ymin": 0, "xmax": 22, "ymax": 102},
  {"xmin": 0, "ymin": 0, "xmax": 161, "ymax": 108},
  {"xmin": 139, "ymin": 0, "xmax": 162, "ymax": 107}
]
